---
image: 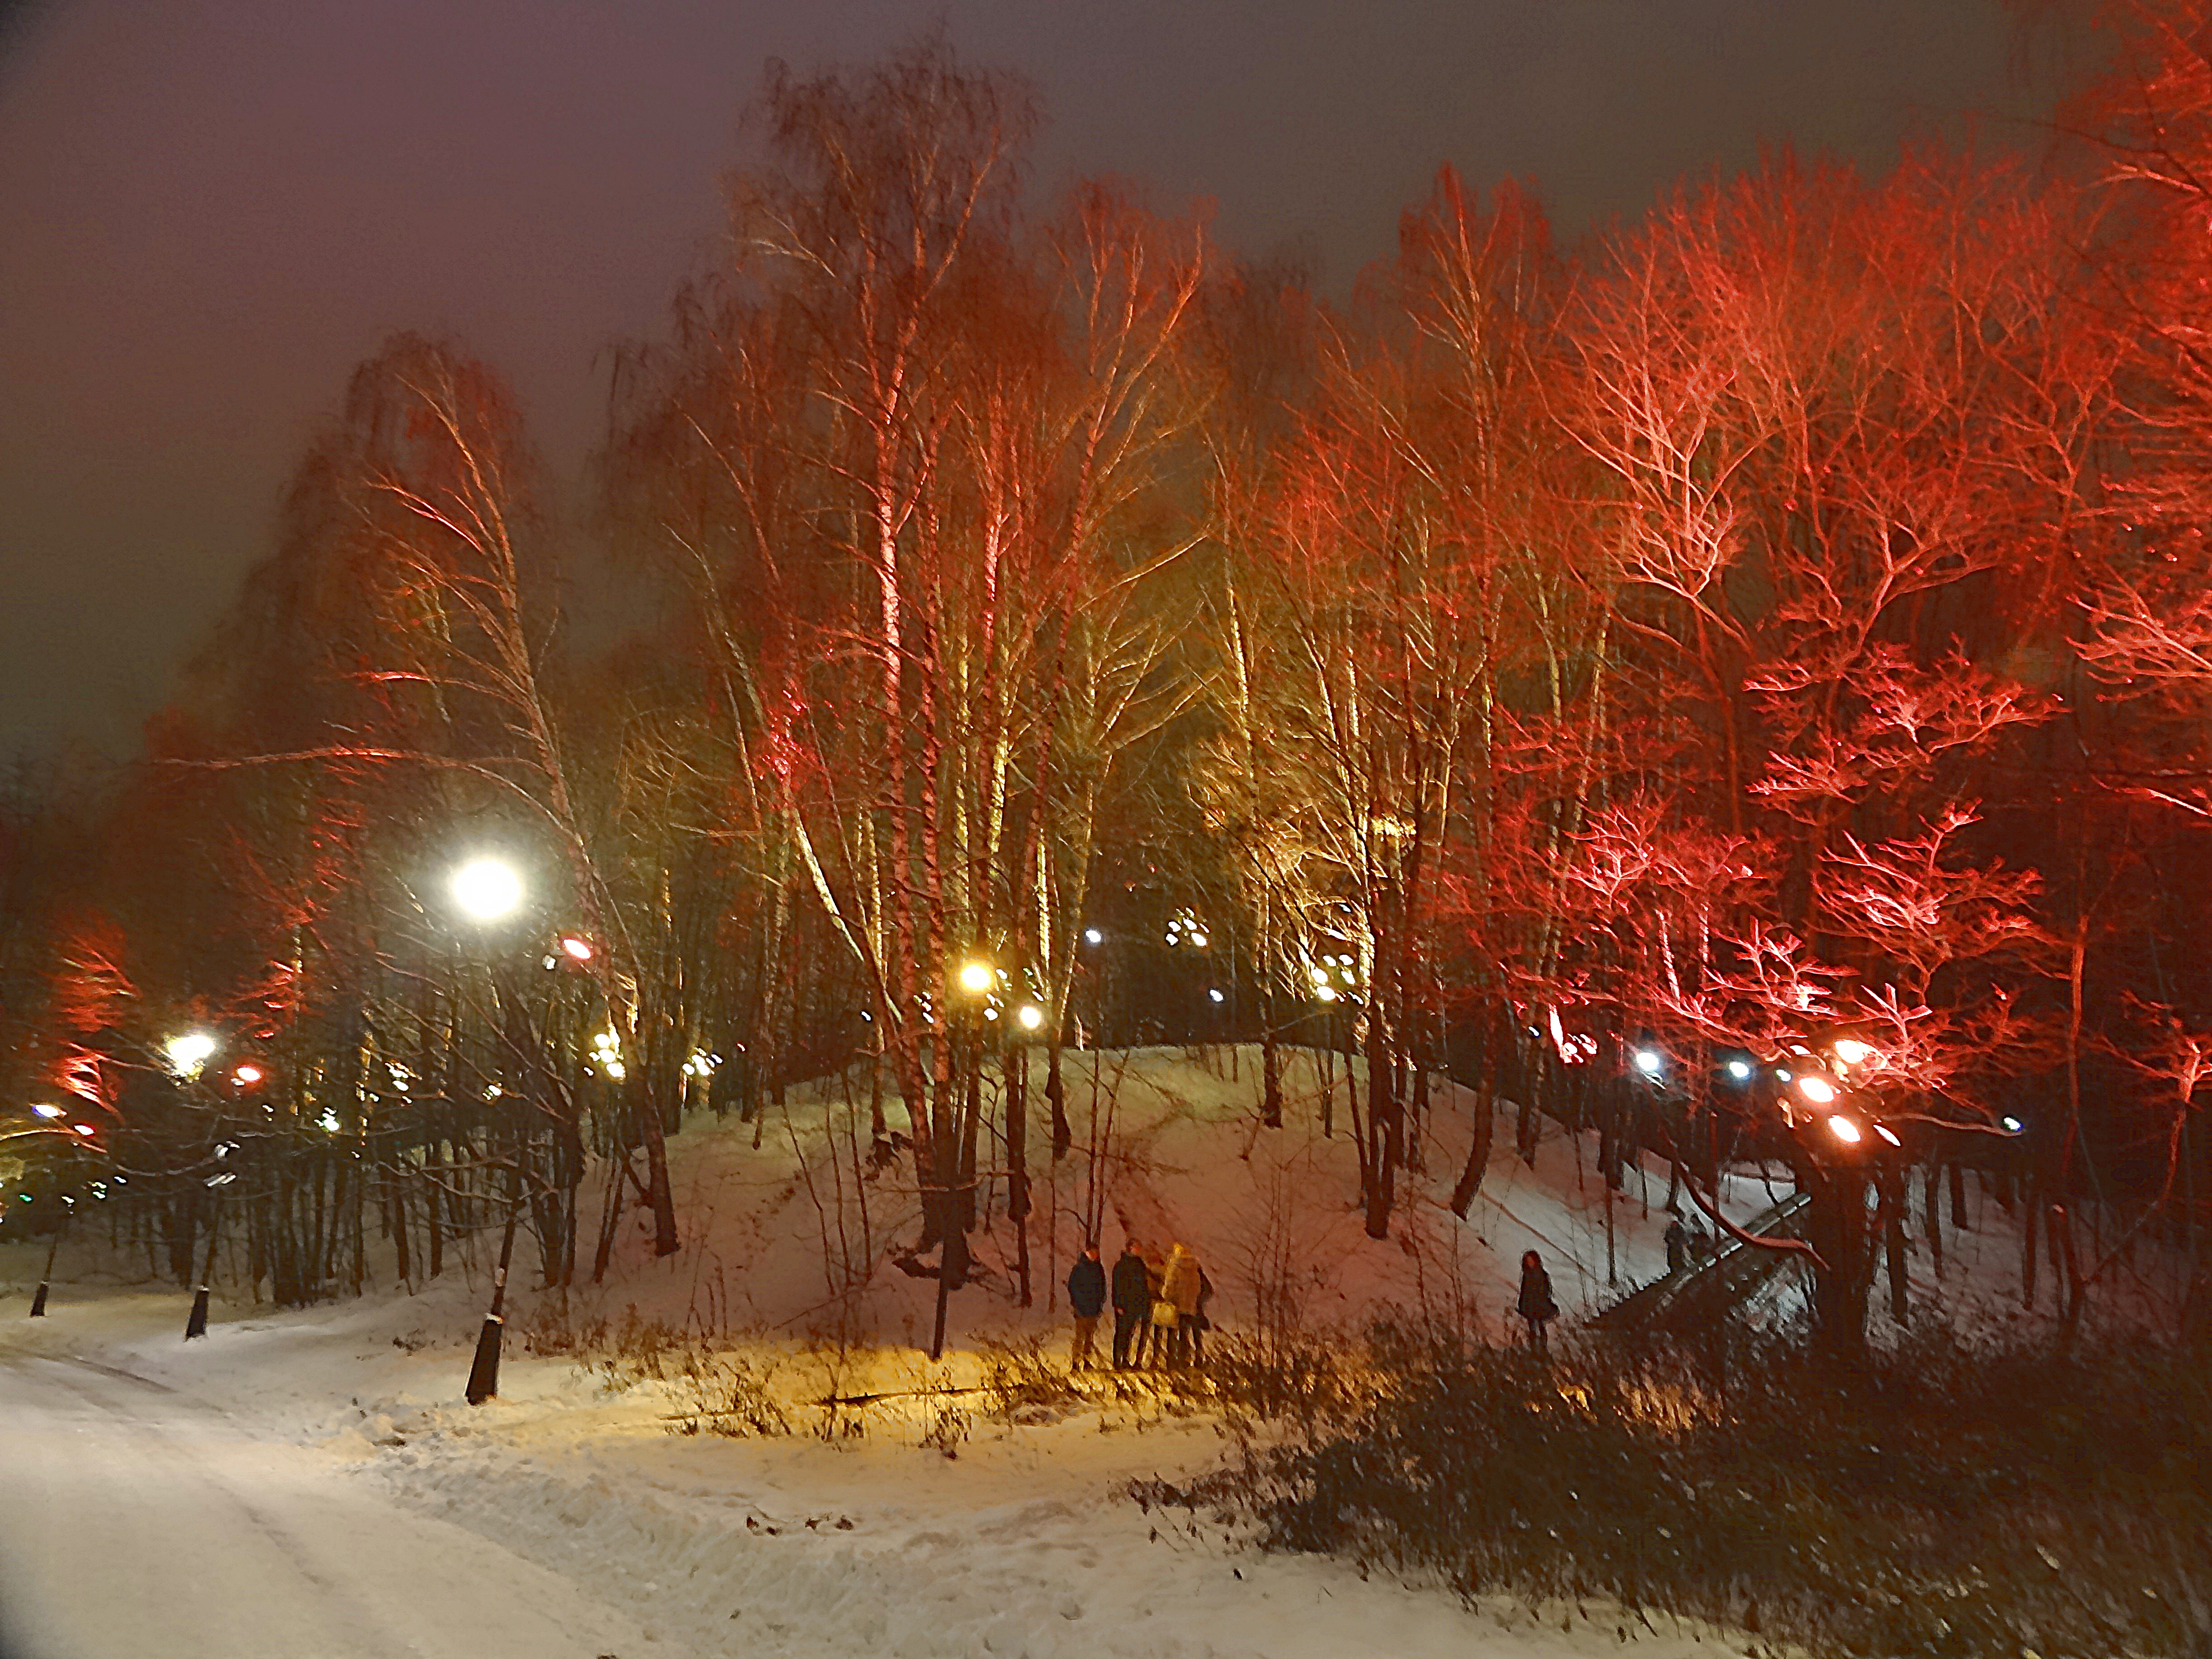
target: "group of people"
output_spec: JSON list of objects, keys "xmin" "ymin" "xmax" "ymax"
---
[
  {"xmin": 1064, "ymin": 1237, "xmax": 1212, "ymax": 1370},
  {"xmin": 1066, "ymin": 1235, "xmax": 1563, "ymax": 1363},
  {"xmin": 1662, "ymin": 1208, "xmax": 1715, "ymax": 1275}
]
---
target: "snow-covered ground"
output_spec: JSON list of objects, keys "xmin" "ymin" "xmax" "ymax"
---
[
  {"xmin": 0, "ymin": 1285, "xmax": 1748, "ymax": 1659},
  {"xmin": 0, "ymin": 1045, "xmax": 2174, "ymax": 1657}
]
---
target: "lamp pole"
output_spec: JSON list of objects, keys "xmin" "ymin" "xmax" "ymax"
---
[{"xmin": 445, "ymin": 853, "xmax": 530, "ymax": 1404}]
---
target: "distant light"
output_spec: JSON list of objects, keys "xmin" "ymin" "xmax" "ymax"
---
[
  {"xmin": 559, "ymin": 935, "xmax": 595, "ymax": 964},
  {"xmin": 1633, "ymin": 1048, "xmax": 1664, "ymax": 1077},
  {"xmin": 318, "ymin": 1111, "xmax": 341, "ymax": 1133},
  {"xmin": 72, "ymin": 1124, "xmax": 95, "ymax": 1138},
  {"xmin": 1831, "ymin": 1038, "xmax": 1875, "ymax": 1067},
  {"xmin": 450, "ymin": 857, "xmax": 524, "ymax": 923},
  {"xmin": 1315, "ymin": 984, "xmax": 1339, "ymax": 1003},
  {"xmin": 1873, "ymin": 1124, "xmax": 1903, "ymax": 1147},
  {"xmin": 1726, "ymin": 1059, "xmax": 1752, "ymax": 1082},
  {"xmin": 1084, "ymin": 928, "xmax": 1103, "ymax": 946},
  {"xmin": 1825, "ymin": 1116, "xmax": 1863, "ymax": 1146},
  {"xmin": 1017, "ymin": 1004, "xmax": 1045, "ymax": 1031},
  {"xmin": 1795, "ymin": 1076, "xmax": 1838, "ymax": 1106},
  {"xmin": 2001, "ymin": 1115, "xmax": 2023, "ymax": 1134},
  {"xmin": 231, "ymin": 1064, "xmax": 263, "ymax": 1087},
  {"xmin": 983, "ymin": 1007, "xmax": 1000, "ymax": 1022},
  {"xmin": 30, "ymin": 1103, "xmax": 62, "ymax": 1120},
  {"xmin": 1310, "ymin": 966, "xmax": 1331, "ymax": 985},
  {"xmin": 1189, "ymin": 932, "xmax": 1208, "ymax": 949},
  {"xmin": 166, "ymin": 1031, "xmax": 218, "ymax": 1077},
  {"xmin": 1775, "ymin": 1068, "xmax": 1793, "ymax": 1083},
  {"xmin": 957, "ymin": 960, "xmax": 994, "ymax": 995},
  {"xmin": 1207, "ymin": 988, "xmax": 1225, "ymax": 1004}
]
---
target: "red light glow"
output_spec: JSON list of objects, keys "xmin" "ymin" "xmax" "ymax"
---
[{"xmin": 560, "ymin": 936, "xmax": 595, "ymax": 963}]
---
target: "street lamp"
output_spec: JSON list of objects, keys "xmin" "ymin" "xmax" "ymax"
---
[
  {"xmin": 1794, "ymin": 1074, "xmax": 1840, "ymax": 1106},
  {"xmin": 1016, "ymin": 1003, "xmax": 1045, "ymax": 1032},
  {"xmin": 165, "ymin": 1031, "xmax": 218, "ymax": 1078},
  {"xmin": 450, "ymin": 856, "xmax": 525, "ymax": 923},
  {"xmin": 956, "ymin": 959, "xmax": 994, "ymax": 996}
]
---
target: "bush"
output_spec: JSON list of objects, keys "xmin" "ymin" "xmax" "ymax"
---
[{"xmin": 1148, "ymin": 1324, "xmax": 2212, "ymax": 1658}]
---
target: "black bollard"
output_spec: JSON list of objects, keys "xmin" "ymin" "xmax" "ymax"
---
[
  {"xmin": 184, "ymin": 1286, "xmax": 210, "ymax": 1340},
  {"xmin": 464, "ymin": 1313, "xmax": 503, "ymax": 1405},
  {"xmin": 29, "ymin": 1214, "xmax": 64, "ymax": 1318}
]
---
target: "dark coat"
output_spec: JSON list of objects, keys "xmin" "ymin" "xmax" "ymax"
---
[
  {"xmin": 1111, "ymin": 1249, "xmax": 1151, "ymax": 1315},
  {"xmin": 1067, "ymin": 1256, "xmax": 1106, "ymax": 1318},
  {"xmin": 1517, "ymin": 1262, "xmax": 1557, "ymax": 1323}
]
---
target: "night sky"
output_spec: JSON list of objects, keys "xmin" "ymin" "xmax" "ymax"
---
[{"xmin": 0, "ymin": 1, "xmax": 2062, "ymax": 759}]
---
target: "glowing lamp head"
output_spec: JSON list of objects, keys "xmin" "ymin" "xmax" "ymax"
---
[
  {"xmin": 1083, "ymin": 928, "xmax": 1103, "ymax": 946},
  {"xmin": 1188, "ymin": 932, "xmax": 1208, "ymax": 949},
  {"xmin": 450, "ymin": 856, "xmax": 524, "ymax": 923},
  {"xmin": 1824, "ymin": 1115, "xmax": 1863, "ymax": 1146},
  {"xmin": 1830, "ymin": 1038, "xmax": 1875, "ymax": 1068},
  {"xmin": 1315, "ymin": 984, "xmax": 1339, "ymax": 1003},
  {"xmin": 72, "ymin": 1123, "xmax": 96, "ymax": 1138},
  {"xmin": 1208, "ymin": 988, "xmax": 1225, "ymax": 1004},
  {"xmin": 231, "ymin": 1064, "xmax": 264, "ymax": 1087},
  {"xmin": 1632, "ymin": 1048, "xmax": 1664, "ymax": 1077},
  {"xmin": 166, "ymin": 1031, "xmax": 218, "ymax": 1077},
  {"xmin": 956, "ymin": 960, "xmax": 994, "ymax": 995},
  {"xmin": 559, "ymin": 935, "xmax": 595, "ymax": 964},
  {"xmin": 30, "ymin": 1103, "xmax": 63, "ymax": 1120},
  {"xmin": 1726, "ymin": 1059, "xmax": 1752, "ymax": 1082},
  {"xmin": 1873, "ymin": 1123, "xmax": 1903, "ymax": 1148},
  {"xmin": 1016, "ymin": 1003, "xmax": 1045, "ymax": 1031},
  {"xmin": 2001, "ymin": 1115, "xmax": 2024, "ymax": 1134},
  {"xmin": 1795, "ymin": 1075, "xmax": 1838, "ymax": 1106}
]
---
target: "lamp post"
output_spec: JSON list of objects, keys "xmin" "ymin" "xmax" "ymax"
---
[
  {"xmin": 446, "ymin": 854, "xmax": 529, "ymax": 1405},
  {"xmin": 926, "ymin": 958, "xmax": 993, "ymax": 1360}
]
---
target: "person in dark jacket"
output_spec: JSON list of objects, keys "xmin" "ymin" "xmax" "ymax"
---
[
  {"xmin": 1517, "ymin": 1249, "xmax": 1557, "ymax": 1352},
  {"xmin": 1110, "ymin": 1239, "xmax": 1151, "ymax": 1369},
  {"xmin": 1663, "ymin": 1210, "xmax": 1688, "ymax": 1275},
  {"xmin": 1067, "ymin": 1242, "xmax": 1106, "ymax": 1370}
]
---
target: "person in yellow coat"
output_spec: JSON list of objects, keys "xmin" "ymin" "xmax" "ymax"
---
[{"xmin": 1159, "ymin": 1243, "xmax": 1203, "ymax": 1368}]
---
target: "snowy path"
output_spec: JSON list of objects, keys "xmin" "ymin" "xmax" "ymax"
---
[{"xmin": 0, "ymin": 1345, "xmax": 658, "ymax": 1659}]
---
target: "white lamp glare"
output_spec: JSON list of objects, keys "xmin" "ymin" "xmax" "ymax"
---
[
  {"xmin": 166, "ymin": 1031, "xmax": 218, "ymax": 1076},
  {"xmin": 1633, "ymin": 1048, "xmax": 1664, "ymax": 1077},
  {"xmin": 451, "ymin": 857, "xmax": 524, "ymax": 923}
]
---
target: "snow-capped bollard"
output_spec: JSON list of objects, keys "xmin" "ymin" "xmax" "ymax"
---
[
  {"xmin": 28, "ymin": 1281, "xmax": 48, "ymax": 1317},
  {"xmin": 185, "ymin": 1285, "xmax": 210, "ymax": 1340},
  {"xmin": 464, "ymin": 1313, "xmax": 503, "ymax": 1405}
]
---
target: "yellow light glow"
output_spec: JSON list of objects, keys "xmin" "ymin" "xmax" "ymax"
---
[
  {"xmin": 1831, "ymin": 1038, "xmax": 1875, "ymax": 1068},
  {"xmin": 165, "ymin": 1032, "xmax": 218, "ymax": 1077},
  {"xmin": 1825, "ymin": 1115, "xmax": 1863, "ymax": 1145},
  {"xmin": 1795, "ymin": 1075, "xmax": 1838, "ymax": 1106},
  {"xmin": 1017, "ymin": 1004, "xmax": 1044, "ymax": 1031},
  {"xmin": 957, "ymin": 961, "xmax": 994, "ymax": 995}
]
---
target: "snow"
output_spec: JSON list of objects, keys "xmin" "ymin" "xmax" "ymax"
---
[
  {"xmin": 0, "ymin": 1045, "xmax": 2170, "ymax": 1657},
  {"xmin": 0, "ymin": 1286, "xmax": 1741, "ymax": 1659}
]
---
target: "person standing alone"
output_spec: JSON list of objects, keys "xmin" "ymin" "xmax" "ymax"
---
[
  {"xmin": 1067, "ymin": 1241, "xmax": 1106, "ymax": 1370},
  {"xmin": 1518, "ymin": 1249, "xmax": 1557, "ymax": 1352},
  {"xmin": 1110, "ymin": 1238, "xmax": 1150, "ymax": 1369}
]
